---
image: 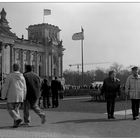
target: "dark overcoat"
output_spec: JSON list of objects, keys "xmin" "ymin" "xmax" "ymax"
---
[
  {"xmin": 24, "ymin": 72, "xmax": 41, "ymax": 102},
  {"xmin": 101, "ymin": 77, "xmax": 120, "ymax": 99},
  {"xmin": 51, "ymin": 79, "xmax": 61, "ymax": 94},
  {"xmin": 41, "ymin": 80, "xmax": 50, "ymax": 97}
]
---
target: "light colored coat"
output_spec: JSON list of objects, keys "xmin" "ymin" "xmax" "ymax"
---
[
  {"xmin": 1, "ymin": 71, "xmax": 27, "ymax": 103},
  {"xmin": 125, "ymin": 74, "xmax": 140, "ymax": 99}
]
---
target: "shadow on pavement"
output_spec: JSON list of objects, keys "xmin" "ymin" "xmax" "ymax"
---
[
  {"xmin": 0, "ymin": 125, "xmax": 40, "ymax": 129},
  {"xmin": 53, "ymin": 117, "xmax": 132, "ymax": 124},
  {"xmin": 80, "ymin": 100, "xmax": 105, "ymax": 103},
  {"xmin": 0, "ymin": 126, "xmax": 13, "ymax": 129}
]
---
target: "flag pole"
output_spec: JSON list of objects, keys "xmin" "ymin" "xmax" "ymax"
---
[
  {"xmin": 43, "ymin": 10, "xmax": 45, "ymax": 23},
  {"xmin": 125, "ymin": 94, "xmax": 127, "ymax": 119},
  {"xmin": 43, "ymin": 16, "xmax": 45, "ymax": 23},
  {"xmin": 81, "ymin": 27, "xmax": 84, "ymax": 87}
]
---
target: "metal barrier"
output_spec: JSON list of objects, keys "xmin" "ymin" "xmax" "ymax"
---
[{"xmin": 89, "ymin": 89, "xmax": 105, "ymax": 101}]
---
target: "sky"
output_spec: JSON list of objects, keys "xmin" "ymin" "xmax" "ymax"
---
[{"xmin": 0, "ymin": 2, "xmax": 140, "ymax": 71}]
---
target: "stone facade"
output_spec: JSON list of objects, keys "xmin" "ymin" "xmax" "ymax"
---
[{"xmin": 0, "ymin": 8, "xmax": 65, "ymax": 81}]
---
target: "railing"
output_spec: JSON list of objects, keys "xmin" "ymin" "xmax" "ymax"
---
[
  {"xmin": 89, "ymin": 89, "xmax": 105, "ymax": 101},
  {"xmin": 63, "ymin": 88, "xmax": 127, "ymax": 101}
]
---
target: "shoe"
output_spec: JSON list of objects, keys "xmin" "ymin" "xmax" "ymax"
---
[
  {"xmin": 136, "ymin": 116, "xmax": 139, "ymax": 119},
  {"xmin": 13, "ymin": 119, "xmax": 22, "ymax": 128},
  {"xmin": 20, "ymin": 123, "xmax": 30, "ymax": 127},
  {"xmin": 111, "ymin": 116, "xmax": 116, "ymax": 119},
  {"xmin": 108, "ymin": 114, "xmax": 111, "ymax": 119},
  {"xmin": 133, "ymin": 117, "xmax": 136, "ymax": 120},
  {"xmin": 52, "ymin": 105, "xmax": 55, "ymax": 108},
  {"xmin": 108, "ymin": 116, "xmax": 111, "ymax": 119},
  {"xmin": 41, "ymin": 115, "xmax": 46, "ymax": 124},
  {"xmin": 47, "ymin": 105, "xmax": 50, "ymax": 108}
]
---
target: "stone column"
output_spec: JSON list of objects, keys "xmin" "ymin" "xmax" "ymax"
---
[
  {"xmin": 30, "ymin": 51, "xmax": 33, "ymax": 66},
  {"xmin": 30, "ymin": 51, "xmax": 35, "ymax": 72},
  {"xmin": 0, "ymin": 42, "xmax": 2, "ymax": 77},
  {"xmin": 5, "ymin": 44, "xmax": 10, "ymax": 74},
  {"xmin": 44, "ymin": 52, "xmax": 48, "ymax": 77},
  {"xmin": 34, "ymin": 51, "xmax": 37, "ymax": 74},
  {"xmin": 37, "ymin": 52, "xmax": 43, "ymax": 76},
  {"xmin": 39, "ymin": 53, "xmax": 43, "ymax": 77},
  {"xmin": 27, "ymin": 50, "xmax": 30, "ymax": 65},
  {"xmin": 3, "ymin": 44, "xmax": 7, "ymax": 75},
  {"xmin": 10, "ymin": 45, "xmax": 14, "ymax": 73},
  {"xmin": 48, "ymin": 54, "xmax": 51, "ymax": 78},
  {"xmin": 61, "ymin": 54, "xmax": 63, "ymax": 77},
  {"xmin": 1, "ymin": 43, "xmax": 5, "ymax": 83},
  {"xmin": 20, "ymin": 49, "xmax": 23, "ymax": 73},
  {"xmin": 58, "ymin": 55, "xmax": 61, "ymax": 77},
  {"xmin": 51, "ymin": 52, "xmax": 54, "ymax": 78},
  {"xmin": 14, "ymin": 48, "xmax": 20, "ymax": 64},
  {"xmin": 36, "ymin": 52, "xmax": 39, "ymax": 75},
  {"xmin": 23, "ymin": 50, "xmax": 27, "ymax": 73}
]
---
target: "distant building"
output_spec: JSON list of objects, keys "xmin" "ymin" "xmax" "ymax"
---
[{"xmin": 0, "ymin": 8, "xmax": 65, "ymax": 81}]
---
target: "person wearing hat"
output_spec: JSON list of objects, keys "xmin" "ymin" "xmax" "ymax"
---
[
  {"xmin": 101, "ymin": 70, "xmax": 121, "ymax": 119},
  {"xmin": 125, "ymin": 66, "xmax": 140, "ymax": 120}
]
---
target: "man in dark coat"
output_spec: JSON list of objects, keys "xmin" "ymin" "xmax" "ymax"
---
[
  {"xmin": 51, "ymin": 77, "xmax": 61, "ymax": 108},
  {"xmin": 23, "ymin": 65, "xmax": 46, "ymax": 126},
  {"xmin": 41, "ymin": 78, "xmax": 51, "ymax": 108},
  {"xmin": 101, "ymin": 70, "xmax": 121, "ymax": 119}
]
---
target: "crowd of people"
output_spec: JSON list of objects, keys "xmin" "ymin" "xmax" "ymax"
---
[
  {"xmin": 39, "ymin": 76, "xmax": 64, "ymax": 108},
  {"xmin": 0, "ymin": 63, "xmax": 140, "ymax": 128},
  {"xmin": 0, "ymin": 63, "xmax": 64, "ymax": 128}
]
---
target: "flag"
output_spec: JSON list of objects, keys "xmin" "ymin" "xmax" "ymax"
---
[
  {"xmin": 44, "ymin": 9, "xmax": 51, "ymax": 16},
  {"xmin": 72, "ymin": 31, "xmax": 84, "ymax": 40},
  {"xmin": 72, "ymin": 27, "xmax": 84, "ymax": 40}
]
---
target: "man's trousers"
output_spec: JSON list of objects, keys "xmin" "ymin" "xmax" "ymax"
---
[
  {"xmin": 131, "ymin": 99, "xmax": 140, "ymax": 118},
  {"xmin": 23, "ymin": 99, "xmax": 45, "ymax": 124},
  {"xmin": 7, "ymin": 102, "xmax": 22, "ymax": 121},
  {"xmin": 106, "ymin": 98, "xmax": 115, "ymax": 117}
]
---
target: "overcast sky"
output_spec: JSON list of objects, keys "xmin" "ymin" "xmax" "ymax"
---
[{"xmin": 0, "ymin": 2, "xmax": 140, "ymax": 71}]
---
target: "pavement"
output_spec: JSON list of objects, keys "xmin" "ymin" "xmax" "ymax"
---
[{"xmin": 0, "ymin": 96, "xmax": 140, "ymax": 138}]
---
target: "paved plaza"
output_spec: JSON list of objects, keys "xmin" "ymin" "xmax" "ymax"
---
[{"xmin": 0, "ymin": 96, "xmax": 140, "ymax": 138}]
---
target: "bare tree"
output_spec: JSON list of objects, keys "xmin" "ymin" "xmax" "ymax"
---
[{"xmin": 109, "ymin": 62, "xmax": 123, "ymax": 74}]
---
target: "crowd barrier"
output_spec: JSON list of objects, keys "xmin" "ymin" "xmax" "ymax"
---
[{"xmin": 63, "ymin": 88, "xmax": 127, "ymax": 102}]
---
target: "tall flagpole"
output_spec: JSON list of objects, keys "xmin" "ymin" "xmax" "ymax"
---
[
  {"xmin": 43, "ymin": 10, "xmax": 45, "ymax": 23},
  {"xmin": 72, "ymin": 27, "xmax": 84, "ymax": 86},
  {"xmin": 81, "ymin": 27, "xmax": 84, "ymax": 87}
]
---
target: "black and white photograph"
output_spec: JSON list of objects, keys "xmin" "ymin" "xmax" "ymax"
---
[{"xmin": 0, "ymin": 1, "xmax": 140, "ymax": 138}]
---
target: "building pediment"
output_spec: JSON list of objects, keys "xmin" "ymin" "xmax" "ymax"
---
[
  {"xmin": 0, "ymin": 26, "xmax": 17, "ymax": 39},
  {"xmin": 0, "ymin": 33, "xmax": 15, "ymax": 44}
]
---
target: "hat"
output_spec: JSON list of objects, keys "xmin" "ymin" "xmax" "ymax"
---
[{"xmin": 131, "ymin": 66, "xmax": 139, "ymax": 70}]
